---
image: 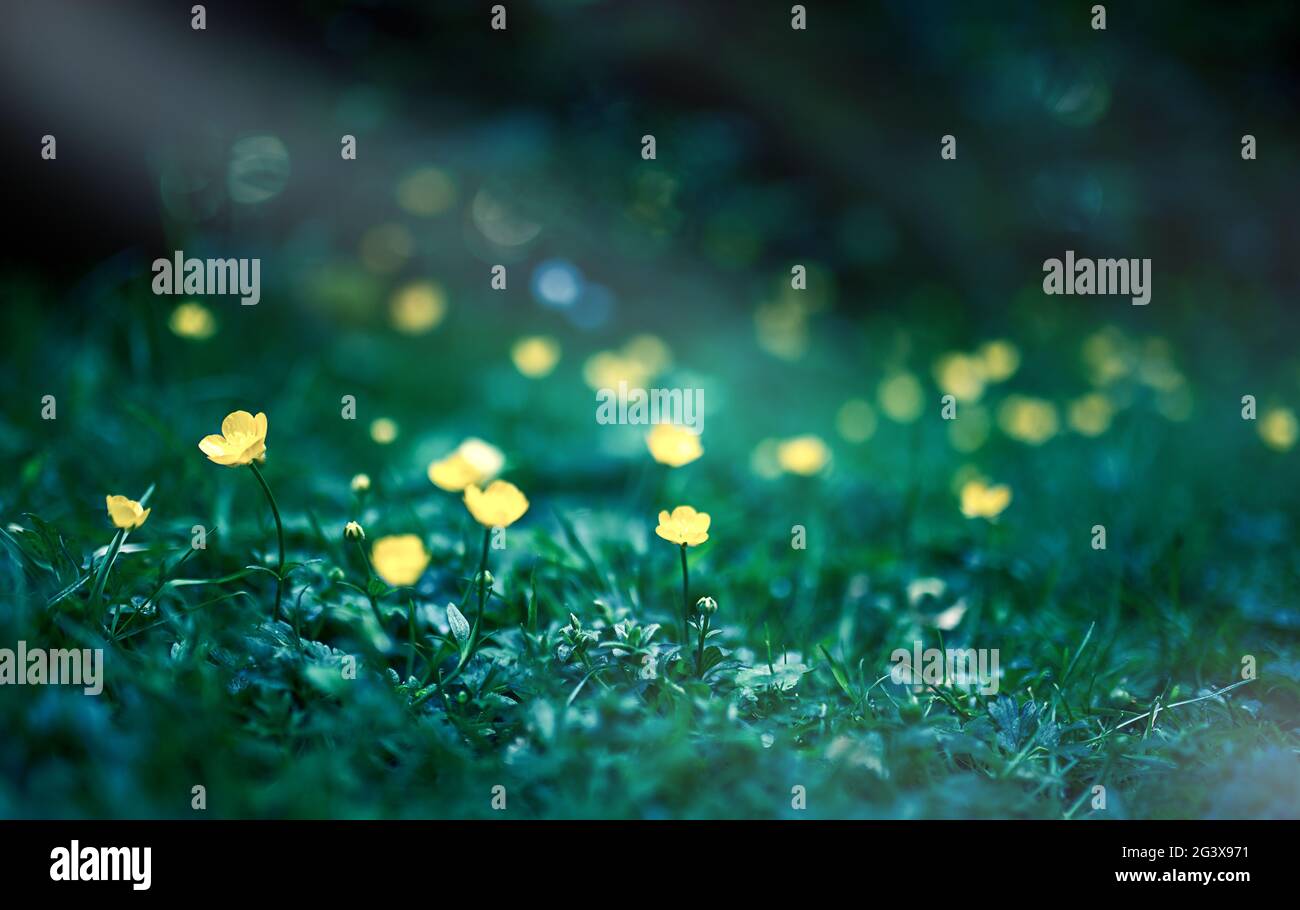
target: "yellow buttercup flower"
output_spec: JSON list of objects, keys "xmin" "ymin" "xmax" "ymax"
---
[
  {"xmin": 655, "ymin": 505, "xmax": 710, "ymax": 547},
  {"xmin": 933, "ymin": 352, "xmax": 986, "ymax": 403},
  {"xmin": 464, "ymin": 481, "xmax": 529, "ymax": 528},
  {"xmin": 168, "ymin": 301, "xmax": 217, "ymax": 340},
  {"xmin": 105, "ymin": 495, "xmax": 150, "ymax": 530},
  {"xmin": 646, "ymin": 423, "xmax": 703, "ymax": 467},
  {"xmin": 389, "ymin": 281, "xmax": 447, "ymax": 335},
  {"xmin": 511, "ymin": 335, "xmax": 561, "ymax": 378},
  {"xmin": 878, "ymin": 372, "xmax": 924, "ymax": 423},
  {"xmin": 370, "ymin": 417, "xmax": 399, "ymax": 445},
  {"xmin": 198, "ymin": 410, "xmax": 268, "ymax": 466},
  {"xmin": 776, "ymin": 435, "xmax": 830, "ymax": 475},
  {"xmin": 1068, "ymin": 393, "xmax": 1114, "ymax": 437},
  {"xmin": 977, "ymin": 339, "xmax": 1020, "ymax": 383},
  {"xmin": 371, "ymin": 534, "xmax": 430, "ymax": 587},
  {"xmin": 350, "ymin": 473, "xmax": 371, "ymax": 493},
  {"xmin": 428, "ymin": 438, "xmax": 505, "ymax": 492},
  {"xmin": 959, "ymin": 480, "xmax": 1012, "ymax": 520}
]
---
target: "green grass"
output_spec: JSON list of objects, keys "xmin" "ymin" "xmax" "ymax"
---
[{"xmin": 2, "ymin": 286, "xmax": 1299, "ymax": 820}]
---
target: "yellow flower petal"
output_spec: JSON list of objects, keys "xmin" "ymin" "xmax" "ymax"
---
[
  {"xmin": 646, "ymin": 424, "xmax": 703, "ymax": 467},
  {"xmin": 105, "ymin": 494, "xmax": 150, "ymax": 530},
  {"xmin": 371, "ymin": 534, "xmax": 431, "ymax": 587},
  {"xmin": 463, "ymin": 481, "xmax": 529, "ymax": 528},
  {"xmin": 655, "ymin": 504, "xmax": 711, "ymax": 546}
]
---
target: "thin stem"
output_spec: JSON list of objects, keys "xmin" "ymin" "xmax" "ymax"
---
[
  {"xmin": 89, "ymin": 528, "xmax": 126, "ymax": 615},
  {"xmin": 353, "ymin": 538, "xmax": 385, "ymax": 629},
  {"xmin": 248, "ymin": 461, "xmax": 285, "ymax": 622},
  {"xmin": 696, "ymin": 611, "xmax": 709, "ymax": 679},
  {"xmin": 680, "ymin": 544, "xmax": 689, "ymax": 650},
  {"xmin": 407, "ymin": 597, "xmax": 417, "ymax": 680},
  {"xmin": 438, "ymin": 527, "xmax": 492, "ymax": 693}
]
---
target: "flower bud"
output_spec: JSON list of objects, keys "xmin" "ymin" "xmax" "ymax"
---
[
  {"xmin": 344, "ymin": 520, "xmax": 365, "ymax": 541},
  {"xmin": 696, "ymin": 595, "xmax": 718, "ymax": 616},
  {"xmin": 351, "ymin": 473, "xmax": 371, "ymax": 493},
  {"xmin": 475, "ymin": 569, "xmax": 495, "ymax": 588}
]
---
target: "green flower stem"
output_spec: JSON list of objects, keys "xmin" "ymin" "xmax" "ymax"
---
[
  {"xmin": 695, "ymin": 610, "xmax": 710, "ymax": 679},
  {"xmin": 89, "ymin": 528, "xmax": 126, "ymax": 614},
  {"xmin": 680, "ymin": 543, "xmax": 690, "ymax": 650},
  {"xmin": 434, "ymin": 527, "xmax": 493, "ymax": 695},
  {"xmin": 407, "ymin": 597, "xmax": 417, "ymax": 680},
  {"xmin": 353, "ymin": 538, "xmax": 385, "ymax": 629},
  {"xmin": 248, "ymin": 461, "xmax": 285, "ymax": 622}
]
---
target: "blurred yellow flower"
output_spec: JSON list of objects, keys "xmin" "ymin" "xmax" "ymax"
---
[
  {"xmin": 511, "ymin": 335, "xmax": 561, "ymax": 378},
  {"xmin": 835, "ymin": 399, "xmax": 878, "ymax": 443},
  {"xmin": 646, "ymin": 423, "xmax": 703, "ymax": 467},
  {"xmin": 370, "ymin": 418, "xmax": 399, "ymax": 445},
  {"xmin": 655, "ymin": 505, "xmax": 710, "ymax": 546},
  {"xmin": 998, "ymin": 395, "xmax": 1059, "ymax": 445},
  {"xmin": 1259, "ymin": 406, "xmax": 1298, "ymax": 451},
  {"xmin": 464, "ymin": 480, "xmax": 529, "ymax": 528},
  {"xmin": 1068, "ymin": 393, "xmax": 1114, "ymax": 436},
  {"xmin": 583, "ymin": 351, "xmax": 652, "ymax": 390},
  {"xmin": 389, "ymin": 281, "xmax": 447, "ymax": 335},
  {"xmin": 1082, "ymin": 327, "xmax": 1134, "ymax": 386},
  {"xmin": 933, "ymin": 353, "xmax": 986, "ymax": 402},
  {"xmin": 168, "ymin": 301, "xmax": 216, "ymax": 340},
  {"xmin": 198, "ymin": 410, "xmax": 268, "ymax": 466},
  {"xmin": 350, "ymin": 473, "xmax": 371, "ymax": 493},
  {"xmin": 105, "ymin": 495, "xmax": 150, "ymax": 530},
  {"xmin": 977, "ymin": 339, "xmax": 1020, "ymax": 382},
  {"xmin": 776, "ymin": 435, "xmax": 831, "ymax": 475},
  {"xmin": 428, "ymin": 438, "xmax": 505, "ymax": 491},
  {"xmin": 960, "ymin": 480, "xmax": 1012, "ymax": 520},
  {"xmin": 878, "ymin": 372, "xmax": 924, "ymax": 423},
  {"xmin": 371, "ymin": 534, "xmax": 430, "ymax": 587}
]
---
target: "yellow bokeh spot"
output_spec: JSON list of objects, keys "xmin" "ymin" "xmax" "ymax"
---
[
  {"xmin": 168, "ymin": 301, "xmax": 217, "ymax": 340},
  {"xmin": 755, "ymin": 299, "xmax": 809, "ymax": 361},
  {"xmin": 1068, "ymin": 393, "xmax": 1114, "ymax": 437},
  {"xmin": 389, "ymin": 281, "xmax": 447, "ymax": 334},
  {"xmin": 370, "ymin": 417, "xmax": 399, "ymax": 445},
  {"xmin": 511, "ymin": 335, "xmax": 561, "ymax": 378},
  {"xmin": 933, "ymin": 352, "xmax": 986, "ymax": 402},
  {"xmin": 776, "ymin": 435, "xmax": 831, "ymax": 476},
  {"xmin": 878, "ymin": 372, "xmax": 924, "ymax": 423},
  {"xmin": 998, "ymin": 395, "xmax": 1059, "ymax": 445},
  {"xmin": 977, "ymin": 339, "xmax": 1020, "ymax": 383},
  {"xmin": 836, "ymin": 399, "xmax": 878, "ymax": 443},
  {"xmin": 646, "ymin": 423, "xmax": 703, "ymax": 467},
  {"xmin": 623, "ymin": 334, "xmax": 672, "ymax": 375},
  {"xmin": 583, "ymin": 351, "xmax": 651, "ymax": 390},
  {"xmin": 1259, "ymin": 407, "xmax": 1297, "ymax": 451}
]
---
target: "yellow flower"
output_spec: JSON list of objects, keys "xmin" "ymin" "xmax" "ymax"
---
[
  {"xmin": 370, "ymin": 417, "xmax": 399, "ymax": 445},
  {"xmin": 1068, "ymin": 393, "xmax": 1114, "ymax": 437},
  {"xmin": 997, "ymin": 396, "xmax": 1059, "ymax": 445},
  {"xmin": 464, "ymin": 481, "xmax": 530, "ymax": 528},
  {"xmin": 350, "ymin": 473, "xmax": 371, "ymax": 493},
  {"xmin": 655, "ymin": 505, "xmax": 710, "ymax": 547},
  {"xmin": 878, "ymin": 372, "xmax": 924, "ymax": 423},
  {"xmin": 168, "ymin": 301, "xmax": 216, "ymax": 340},
  {"xmin": 933, "ymin": 353, "xmax": 986, "ymax": 402},
  {"xmin": 511, "ymin": 335, "xmax": 561, "ymax": 378},
  {"xmin": 1259, "ymin": 407, "xmax": 1298, "ymax": 452},
  {"xmin": 646, "ymin": 423, "xmax": 703, "ymax": 467},
  {"xmin": 582, "ymin": 351, "xmax": 652, "ymax": 390},
  {"xmin": 428, "ymin": 438, "xmax": 505, "ymax": 492},
  {"xmin": 371, "ymin": 534, "xmax": 430, "ymax": 587},
  {"xmin": 389, "ymin": 281, "xmax": 447, "ymax": 335},
  {"xmin": 776, "ymin": 435, "xmax": 831, "ymax": 475},
  {"xmin": 959, "ymin": 480, "xmax": 1012, "ymax": 520},
  {"xmin": 105, "ymin": 495, "xmax": 150, "ymax": 530},
  {"xmin": 198, "ymin": 410, "xmax": 268, "ymax": 466},
  {"xmin": 977, "ymin": 340, "xmax": 1020, "ymax": 383}
]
